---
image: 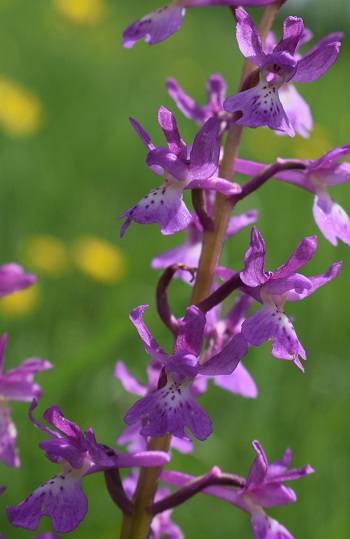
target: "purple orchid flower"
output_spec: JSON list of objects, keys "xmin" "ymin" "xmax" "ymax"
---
[
  {"xmin": 124, "ymin": 304, "xmax": 248, "ymax": 441},
  {"xmin": 199, "ymin": 292, "xmax": 257, "ymax": 398},
  {"xmin": 0, "ymin": 263, "xmax": 36, "ymax": 298},
  {"xmin": 118, "ymin": 107, "xmax": 240, "ymax": 236},
  {"xmin": 151, "ymin": 190, "xmax": 257, "ymax": 283},
  {"xmin": 122, "ymin": 1, "xmax": 278, "ymax": 48},
  {"xmin": 235, "ymin": 144, "xmax": 350, "ymax": 246},
  {"xmin": 262, "ymin": 29, "xmax": 343, "ymax": 138},
  {"xmin": 123, "ymin": 472, "xmax": 184, "ymax": 539},
  {"xmin": 6, "ymin": 400, "xmax": 170, "ymax": 534},
  {"xmin": 166, "ymin": 73, "xmax": 230, "ymax": 129},
  {"xmin": 162, "ymin": 440, "xmax": 313, "ymax": 539},
  {"xmin": 115, "ymin": 359, "xmax": 193, "ymax": 454},
  {"xmin": 239, "ymin": 227, "xmax": 342, "ymax": 370},
  {"xmin": 0, "ymin": 334, "xmax": 52, "ymax": 467},
  {"xmin": 223, "ymin": 9, "xmax": 341, "ymax": 136}
]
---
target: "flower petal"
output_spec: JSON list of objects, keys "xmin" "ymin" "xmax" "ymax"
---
[
  {"xmin": 235, "ymin": 8, "xmax": 264, "ymax": 66},
  {"xmin": 272, "ymin": 236, "xmax": 317, "ymax": 280},
  {"xmin": 157, "ymin": 106, "xmax": 187, "ymax": 158},
  {"xmin": 189, "ymin": 117, "xmax": 220, "ymax": 180},
  {"xmin": 312, "ymin": 191, "xmax": 350, "ymax": 246},
  {"xmin": 293, "ymin": 42, "xmax": 341, "ymax": 83},
  {"xmin": 240, "ymin": 227, "xmax": 267, "ymax": 287},
  {"xmin": 174, "ymin": 305, "xmax": 206, "ymax": 356},
  {"xmin": 122, "ymin": 5, "xmax": 185, "ymax": 48},
  {"xmin": 129, "ymin": 305, "xmax": 169, "ymax": 364},
  {"xmin": 0, "ymin": 263, "xmax": 36, "ymax": 298},
  {"xmin": 118, "ymin": 182, "xmax": 192, "ymax": 236},
  {"xmin": 224, "ymin": 80, "xmax": 295, "ymax": 137},
  {"xmin": 125, "ymin": 378, "xmax": 212, "ymax": 441},
  {"xmin": 241, "ymin": 305, "xmax": 306, "ymax": 369},
  {"xmin": 0, "ymin": 403, "xmax": 19, "ymax": 467},
  {"xmin": 7, "ymin": 471, "xmax": 87, "ymax": 533}
]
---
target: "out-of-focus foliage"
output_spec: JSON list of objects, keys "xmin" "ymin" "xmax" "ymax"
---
[{"xmin": 0, "ymin": 0, "xmax": 349, "ymax": 537}]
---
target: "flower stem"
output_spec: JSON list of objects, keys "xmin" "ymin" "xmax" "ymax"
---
[{"xmin": 119, "ymin": 435, "xmax": 171, "ymax": 539}]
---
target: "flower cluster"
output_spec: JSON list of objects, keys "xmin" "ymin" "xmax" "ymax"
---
[{"xmin": 2, "ymin": 0, "xmax": 348, "ymax": 538}]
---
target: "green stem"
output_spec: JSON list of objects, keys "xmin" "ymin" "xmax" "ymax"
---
[{"xmin": 119, "ymin": 435, "xmax": 171, "ymax": 539}]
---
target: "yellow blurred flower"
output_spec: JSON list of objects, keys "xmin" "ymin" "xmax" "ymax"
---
[
  {"xmin": 22, "ymin": 236, "xmax": 69, "ymax": 277},
  {"xmin": 72, "ymin": 236, "xmax": 127, "ymax": 284},
  {"xmin": 54, "ymin": 0, "xmax": 106, "ymax": 25},
  {"xmin": 0, "ymin": 78, "xmax": 42, "ymax": 136},
  {"xmin": 0, "ymin": 285, "xmax": 39, "ymax": 318},
  {"xmin": 292, "ymin": 124, "xmax": 332, "ymax": 160}
]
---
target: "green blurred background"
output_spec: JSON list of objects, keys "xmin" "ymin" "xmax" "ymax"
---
[{"xmin": 1, "ymin": 0, "xmax": 349, "ymax": 537}]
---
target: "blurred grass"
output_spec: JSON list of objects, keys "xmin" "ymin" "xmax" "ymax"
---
[{"xmin": 0, "ymin": 0, "xmax": 350, "ymax": 537}]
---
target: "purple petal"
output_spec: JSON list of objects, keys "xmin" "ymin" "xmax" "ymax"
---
[
  {"xmin": 166, "ymin": 352, "xmax": 199, "ymax": 379},
  {"xmin": 235, "ymin": 8, "xmax": 265, "ymax": 66},
  {"xmin": 158, "ymin": 106, "xmax": 187, "ymax": 158},
  {"xmin": 272, "ymin": 236, "xmax": 317, "ymax": 280},
  {"xmin": 226, "ymin": 210, "xmax": 258, "ymax": 237},
  {"xmin": 251, "ymin": 513, "xmax": 295, "ymax": 539},
  {"xmin": 312, "ymin": 191, "xmax": 350, "ymax": 246},
  {"xmin": 43, "ymin": 406, "xmax": 84, "ymax": 441},
  {"xmin": 129, "ymin": 117, "xmax": 155, "ymax": 152},
  {"xmin": 0, "ymin": 403, "xmax": 19, "ymax": 467},
  {"xmin": 246, "ymin": 440, "xmax": 268, "ymax": 487},
  {"xmin": 151, "ymin": 225, "xmax": 202, "ymax": 283},
  {"xmin": 189, "ymin": 117, "xmax": 220, "ymax": 179},
  {"xmin": 125, "ymin": 377, "xmax": 212, "ymax": 441},
  {"xmin": 241, "ymin": 305, "xmax": 306, "ymax": 370},
  {"xmin": 118, "ymin": 181, "xmax": 192, "ymax": 236},
  {"xmin": 7, "ymin": 473, "xmax": 88, "ymax": 533},
  {"xmin": 224, "ymin": 80, "xmax": 295, "ymax": 137},
  {"xmin": 273, "ymin": 17, "xmax": 304, "ymax": 56},
  {"xmin": 262, "ymin": 51, "xmax": 297, "ymax": 76},
  {"xmin": 240, "ymin": 227, "xmax": 267, "ymax": 287},
  {"xmin": 293, "ymin": 42, "xmax": 341, "ymax": 83},
  {"xmin": 174, "ymin": 305, "xmax": 206, "ymax": 356},
  {"xmin": 129, "ymin": 305, "xmax": 169, "ymax": 364},
  {"xmin": 213, "ymin": 362, "xmax": 258, "ymax": 398},
  {"xmin": 199, "ymin": 333, "xmax": 248, "ymax": 376},
  {"xmin": 122, "ymin": 5, "xmax": 185, "ymax": 48},
  {"xmin": 146, "ymin": 148, "xmax": 188, "ymax": 180},
  {"xmin": 166, "ymin": 77, "xmax": 209, "ymax": 125},
  {"xmin": 278, "ymin": 83, "xmax": 312, "ymax": 138},
  {"xmin": 267, "ymin": 448, "xmax": 292, "ymax": 476},
  {"xmin": 304, "ymin": 32, "xmax": 343, "ymax": 56},
  {"xmin": 113, "ymin": 450, "xmax": 170, "ymax": 469},
  {"xmin": 117, "ymin": 423, "xmax": 147, "ymax": 453},
  {"xmin": 307, "ymin": 150, "xmax": 350, "ymax": 186},
  {"xmin": 234, "ymin": 158, "xmax": 267, "ymax": 177},
  {"xmin": 0, "ymin": 359, "xmax": 53, "ymax": 401},
  {"xmin": 267, "ymin": 464, "xmax": 314, "ymax": 484},
  {"xmin": 39, "ymin": 438, "xmax": 86, "ymax": 469},
  {"xmin": 114, "ymin": 360, "xmax": 147, "ymax": 396},
  {"xmin": 207, "ymin": 73, "xmax": 227, "ymax": 114},
  {"xmin": 286, "ymin": 262, "xmax": 342, "ymax": 302},
  {"xmin": 264, "ymin": 274, "xmax": 312, "ymax": 296},
  {"xmin": 0, "ymin": 263, "xmax": 36, "ymax": 298},
  {"xmin": 186, "ymin": 176, "xmax": 241, "ymax": 195},
  {"xmin": 249, "ymin": 483, "xmax": 296, "ymax": 507}
]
